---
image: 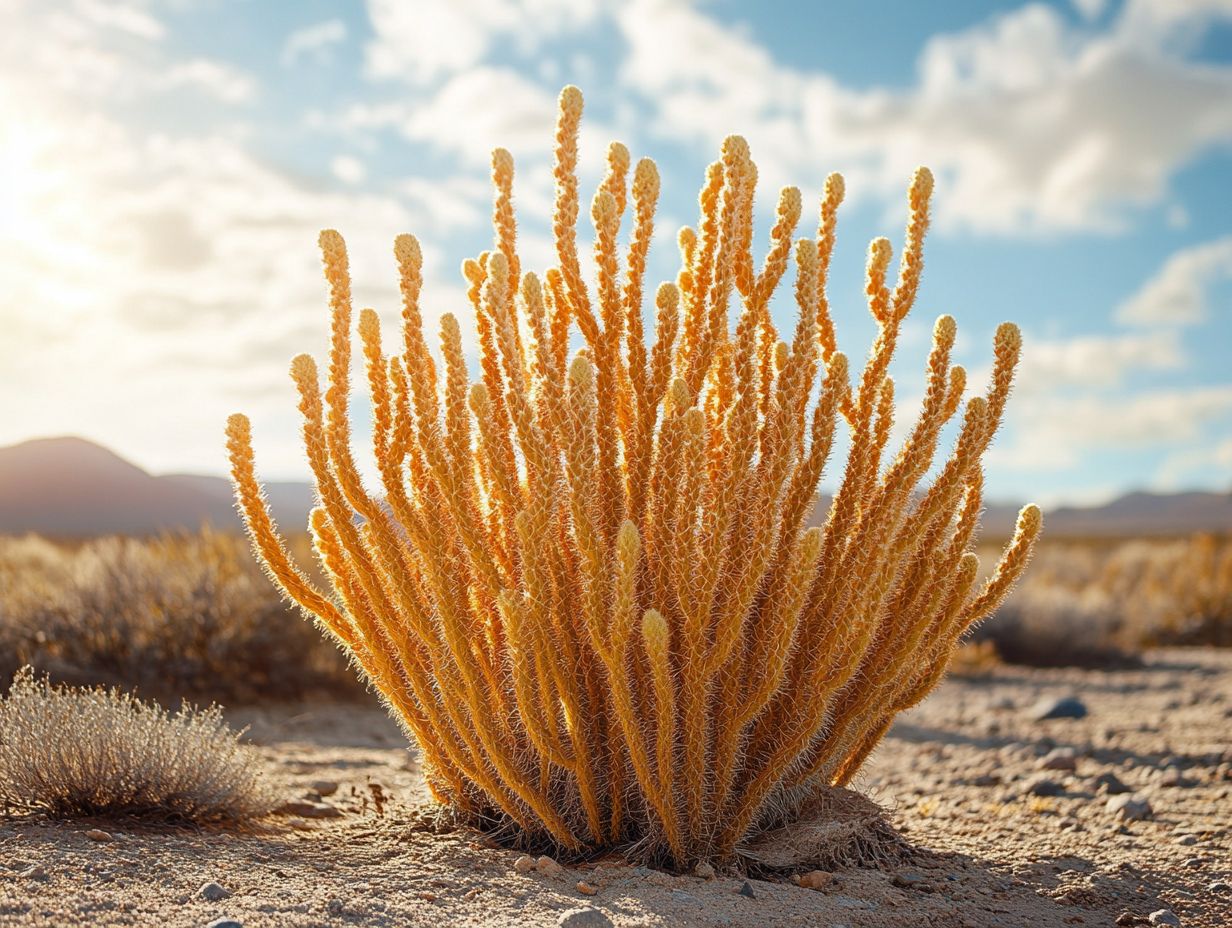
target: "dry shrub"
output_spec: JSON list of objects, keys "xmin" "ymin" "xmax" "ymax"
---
[
  {"xmin": 972, "ymin": 533, "xmax": 1232, "ymax": 667},
  {"xmin": 227, "ymin": 85, "xmax": 1040, "ymax": 865},
  {"xmin": 0, "ymin": 667, "xmax": 276, "ymax": 822},
  {"xmin": 0, "ymin": 529, "xmax": 357, "ymax": 702}
]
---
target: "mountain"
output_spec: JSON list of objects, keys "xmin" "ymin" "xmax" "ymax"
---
[
  {"xmin": 0, "ymin": 437, "xmax": 313, "ymax": 537},
  {"xmin": 0, "ymin": 436, "xmax": 1228, "ymax": 539}
]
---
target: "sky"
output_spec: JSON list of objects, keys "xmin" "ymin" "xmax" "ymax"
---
[{"xmin": 1, "ymin": 0, "xmax": 1230, "ymax": 508}]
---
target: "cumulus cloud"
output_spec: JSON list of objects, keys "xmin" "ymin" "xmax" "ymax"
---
[
  {"xmin": 282, "ymin": 18, "xmax": 347, "ymax": 67},
  {"xmin": 165, "ymin": 59, "xmax": 257, "ymax": 104},
  {"xmin": 615, "ymin": 0, "xmax": 1232, "ymax": 234},
  {"xmin": 364, "ymin": 0, "xmax": 603, "ymax": 84},
  {"xmin": 1116, "ymin": 235, "xmax": 1232, "ymax": 326}
]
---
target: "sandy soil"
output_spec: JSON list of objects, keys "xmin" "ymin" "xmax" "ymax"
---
[{"xmin": 2, "ymin": 649, "xmax": 1229, "ymax": 927}]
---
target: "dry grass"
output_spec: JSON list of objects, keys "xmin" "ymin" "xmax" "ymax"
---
[
  {"xmin": 228, "ymin": 84, "xmax": 1039, "ymax": 865},
  {"xmin": 971, "ymin": 532, "xmax": 1232, "ymax": 667},
  {"xmin": 0, "ymin": 667, "xmax": 277, "ymax": 822},
  {"xmin": 0, "ymin": 529, "xmax": 358, "ymax": 703}
]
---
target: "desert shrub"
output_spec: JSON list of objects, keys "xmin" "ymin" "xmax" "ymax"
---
[
  {"xmin": 970, "ymin": 533, "xmax": 1232, "ymax": 666},
  {"xmin": 0, "ymin": 529, "xmax": 358, "ymax": 702},
  {"xmin": 227, "ymin": 86, "xmax": 1040, "ymax": 864},
  {"xmin": 0, "ymin": 667, "xmax": 276, "ymax": 821}
]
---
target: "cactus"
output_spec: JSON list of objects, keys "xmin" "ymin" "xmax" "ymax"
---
[{"xmin": 226, "ymin": 85, "xmax": 1041, "ymax": 865}]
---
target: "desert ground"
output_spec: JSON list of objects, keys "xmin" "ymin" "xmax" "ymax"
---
[{"xmin": 0, "ymin": 650, "xmax": 1228, "ymax": 928}]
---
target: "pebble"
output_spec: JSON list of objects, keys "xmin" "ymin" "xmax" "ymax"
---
[
  {"xmin": 513, "ymin": 855, "xmax": 536, "ymax": 874},
  {"xmin": 1039, "ymin": 748, "xmax": 1078, "ymax": 771},
  {"xmin": 84, "ymin": 829, "xmax": 113, "ymax": 842},
  {"xmin": 576, "ymin": 880, "xmax": 597, "ymax": 895},
  {"xmin": 199, "ymin": 882, "xmax": 231, "ymax": 902},
  {"xmin": 206, "ymin": 921, "xmax": 243, "ymax": 928},
  {"xmin": 557, "ymin": 908, "xmax": 613, "ymax": 928},
  {"xmin": 20, "ymin": 865, "xmax": 49, "ymax": 882},
  {"xmin": 1094, "ymin": 772, "xmax": 1131, "ymax": 795},
  {"xmin": 1024, "ymin": 776, "xmax": 1066, "ymax": 797},
  {"xmin": 277, "ymin": 800, "xmax": 342, "ymax": 819},
  {"xmin": 1031, "ymin": 695, "xmax": 1088, "ymax": 720},
  {"xmin": 1107, "ymin": 794, "xmax": 1153, "ymax": 822},
  {"xmin": 1209, "ymin": 880, "xmax": 1231, "ymax": 894},
  {"xmin": 1159, "ymin": 767, "xmax": 1192, "ymax": 788},
  {"xmin": 310, "ymin": 780, "xmax": 340, "ymax": 797},
  {"xmin": 693, "ymin": 861, "xmax": 715, "ymax": 880},
  {"xmin": 1149, "ymin": 909, "xmax": 1181, "ymax": 927},
  {"xmin": 971, "ymin": 772, "xmax": 1000, "ymax": 787},
  {"xmin": 891, "ymin": 870, "xmax": 936, "ymax": 892},
  {"xmin": 737, "ymin": 881, "xmax": 756, "ymax": 898},
  {"xmin": 537, "ymin": 856, "xmax": 565, "ymax": 877},
  {"xmin": 797, "ymin": 870, "xmax": 834, "ymax": 890},
  {"xmin": 1175, "ymin": 834, "xmax": 1197, "ymax": 846}
]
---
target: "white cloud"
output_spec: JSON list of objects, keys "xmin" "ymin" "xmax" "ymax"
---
[
  {"xmin": 282, "ymin": 18, "xmax": 347, "ymax": 67},
  {"xmin": 364, "ymin": 0, "xmax": 603, "ymax": 85},
  {"xmin": 615, "ymin": 0, "xmax": 1232, "ymax": 234},
  {"xmin": 331, "ymin": 154, "xmax": 366, "ymax": 185},
  {"xmin": 1071, "ymin": 0, "xmax": 1107, "ymax": 21},
  {"xmin": 1012, "ymin": 329, "xmax": 1184, "ymax": 393},
  {"xmin": 989, "ymin": 385, "xmax": 1232, "ymax": 472},
  {"xmin": 1155, "ymin": 436, "xmax": 1232, "ymax": 490},
  {"xmin": 1116, "ymin": 235, "xmax": 1232, "ymax": 326},
  {"xmin": 165, "ymin": 58, "xmax": 257, "ymax": 104},
  {"xmin": 76, "ymin": 0, "xmax": 165, "ymax": 40}
]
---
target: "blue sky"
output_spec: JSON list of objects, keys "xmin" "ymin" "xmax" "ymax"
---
[{"xmin": 1, "ymin": 0, "xmax": 1230, "ymax": 507}]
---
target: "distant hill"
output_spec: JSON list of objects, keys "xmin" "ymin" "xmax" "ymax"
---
[
  {"xmin": 0, "ymin": 436, "xmax": 1228, "ymax": 539},
  {"xmin": 0, "ymin": 437, "xmax": 313, "ymax": 537}
]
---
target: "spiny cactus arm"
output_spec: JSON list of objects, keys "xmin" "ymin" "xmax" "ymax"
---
[
  {"xmin": 309, "ymin": 508, "xmax": 468, "ymax": 802},
  {"xmin": 676, "ymin": 160, "xmax": 723, "ymax": 383},
  {"xmin": 497, "ymin": 591, "xmax": 575, "ymax": 771},
  {"xmin": 710, "ymin": 527, "xmax": 824, "ymax": 816},
  {"xmin": 359, "ymin": 309, "xmax": 392, "ymax": 463},
  {"xmin": 490, "ymin": 147, "xmax": 525, "ymax": 361},
  {"xmin": 591, "ymin": 191, "xmax": 627, "ymax": 543},
  {"xmin": 552, "ymin": 86, "xmax": 595, "ymax": 345},
  {"xmin": 962, "ymin": 504, "xmax": 1043, "ymax": 626},
  {"xmin": 622, "ymin": 158, "xmax": 659, "ymax": 408},
  {"xmin": 889, "ymin": 167, "xmax": 933, "ymax": 321},
  {"xmin": 224, "ymin": 414, "xmax": 353, "ymax": 644},
  {"xmin": 642, "ymin": 608, "xmax": 685, "ymax": 860}
]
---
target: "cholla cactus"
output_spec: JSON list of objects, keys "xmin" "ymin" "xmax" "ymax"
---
[{"xmin": 226, "ymin": 86, "xmax": 1040, "ymax": 865}]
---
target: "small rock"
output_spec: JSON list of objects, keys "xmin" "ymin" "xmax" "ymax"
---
[
  {"xmin": 1148, "ymin": 909, "xmax": 1181, "ymax": 927},
  {"xmin": 199, "ymin": 882, "xmax": 231, "ymax": 902},
  {"xmin": 971, "ymin": 772, "xmax": 1000, "ymax": 787},
  {"xmin": 1094, "ymin": 772, "xmax": 1131, "ymax": 795},
  {"xmin": 693, "ymin": 861, "xmax": 715, "ymax": 880},
  {"xmin": 84, "ymin": 828, "xmax": 112, "ymax": 842},
  {"xmin": 557, "ymin": 907, "xmax": 613, "ymax": 928},
  {"xmin": 798, "ymin": 870, "xmax": 834, "ymax": 890},
  {"xmin": 1208, "ymin": 880, "xmax": 1231, "ymax": 894},
  {"xmin": 277, "ymin": 800, "xmax": 342, "ymax": 819},
  {"xmin": 1183, "ymin": 857, "xmax": 1203, "ymax": 869},
  {"xmin": 1176, "ymin": 834, "xmax": 1197, "ymax": 846},
  {"xmin": 310, "ymin": 780, "xmax": 339, "ymax": 797},
  {"xmin": 1024, "ymin": 776, "xmax": 1066, "ymax": 797},
  {"xmin": 737, "ymin": 881, "xmax": 756, "ymax": 898},
  {"xmin": 20, "ymin": 865, "xmax": 49, "ymax": 882},
  {"xmin": 537, "ymin": 855, "xmax": 565, "ymax": 877},
  {"xmin": 1040, "ymin": 747, "xmax": 1078, "ymax": 771},
  {"xmin": 206, "ymin": 921, "xmax": 243, "ymax": 928},
  {"xmin": 1159, "ymin": 767, "xmax": 1193, "ymax": 788},
  {"xmin": 1031, "ymin": 695, "xmax": 1088, "ymax": 721},
  {"xmin": 576, "ymin": 880, "xmax": 597, "ymax": 896},
  {"xmin": 891, "ymin": 870, "xmax": 936, "ymax": 892},
  {"xmin": 513, "ymin": 855, "xmax": 536, "ymax": 874},
  {"xmin": 1115, "ymin": 914, "xmax": 1137, "ymax": 927},
  {"xmin": 1107, "ymin": 794, "xmax": 1153, "ymax": 822}
]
